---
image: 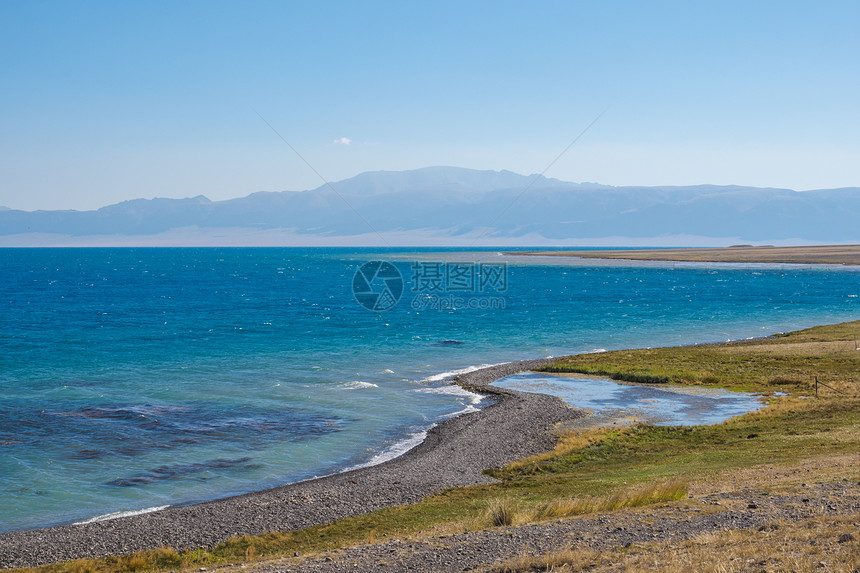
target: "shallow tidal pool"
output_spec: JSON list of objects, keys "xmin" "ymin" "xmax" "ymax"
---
[{"xmin": 493, "ymin": 372, "xmax": 766, "ymax": 427}]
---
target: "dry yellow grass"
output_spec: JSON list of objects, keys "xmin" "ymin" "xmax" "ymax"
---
[
  {"xmin": 504, "ymin": 428, "xmax": 613, "ymax": 473},
  {"xmin": 531, "ymin": 480, "xmax": 689, "ymax": 521},
  {"xmin": 692, "ymin": 453, "xmax": 860, "ymax": 498},
  {"xmin": 486, "ymin": 498, "xmax": 519, "ymax": 527},
  {"xmin": 491, "ymin": 513, "xmax": 859, "ymax": 572},
  {"xmin": 490, "ymin": 450, "xmax": 860, "ymax": 572}
]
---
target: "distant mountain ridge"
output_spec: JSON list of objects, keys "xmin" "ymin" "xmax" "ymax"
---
[{"xmin": 2, "ymin": 166, "xmax": 859, "ymax": 246}]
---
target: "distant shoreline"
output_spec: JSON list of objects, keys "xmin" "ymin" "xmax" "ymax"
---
[{"xmin": 507, "ymin": 244, "xmax": 860, "ymax": 266}]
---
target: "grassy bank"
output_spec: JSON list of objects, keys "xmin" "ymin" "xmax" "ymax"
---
[
  {"xmin": 539, "ymin": 320, "xmax": 860, "ymax": 395},
  {"xmin": 12, "ymin": 321, "xmax": 860, "ymax": 573}
]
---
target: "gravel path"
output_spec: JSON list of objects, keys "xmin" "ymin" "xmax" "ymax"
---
[
  {"xmin": 236, "ymin": 480, "xmax": 860, "ymax": 572},
  {"xmin": 0, "ymin": 359, "xmax": 582, "ymax": 569}
]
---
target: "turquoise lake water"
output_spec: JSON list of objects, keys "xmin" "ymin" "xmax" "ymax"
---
[{"xmin": 1, "ymin": 247, "xmax": 858, "ymax": 531}]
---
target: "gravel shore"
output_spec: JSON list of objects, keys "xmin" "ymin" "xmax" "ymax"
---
[{"xmin": 0, "ymin": 359, "xmax": 581, "ymax": 569}]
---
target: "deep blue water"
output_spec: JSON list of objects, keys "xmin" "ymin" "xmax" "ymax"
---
[{"xmin": 1, "ymin": 247, "xmax": 858, "ymax": 531}]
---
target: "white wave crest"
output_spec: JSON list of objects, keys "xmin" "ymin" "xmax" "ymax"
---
[
  {"xmin": 74, "ymin": 505, "xmax": 169, "ymax": 525},
  {"xmin": 344, "ymin": 428, "xmax": 430, "ymax": 471},
  {"xmin": 438, "ymin": 404, "xmax": 481, "ymax": 419},
  {"xmin": 421, "ymin": 362, "xmax": 507, "ymax": 383},
  {"xmin": 415, "ymin": 384, "xmax": 484, "ymax": 405},
  {"xmin": 341, "ymin": 381, "xmax": 379, "ymax": 390}
]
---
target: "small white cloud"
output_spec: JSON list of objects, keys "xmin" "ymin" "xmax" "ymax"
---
[{"xmin": 333, "ymin": 137, "xmax": 352, "ymax": 145}]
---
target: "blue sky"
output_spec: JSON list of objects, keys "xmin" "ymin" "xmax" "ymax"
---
[{"xmin": 1, "ymin": 1, "xmax": 858, "ymax": 210}]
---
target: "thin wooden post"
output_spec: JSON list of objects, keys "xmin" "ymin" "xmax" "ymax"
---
[{"xmin": 815, "ymin": 376, "xmax": 819, "ymax": 398}]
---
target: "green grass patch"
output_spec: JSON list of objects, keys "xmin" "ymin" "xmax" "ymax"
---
[{"xmin": 539, "ymin": 320, "xmax": 860, "ymax": 394}]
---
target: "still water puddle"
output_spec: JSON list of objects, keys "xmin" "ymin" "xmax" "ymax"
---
[{"xmin": 493, "ymin": 372, "xmax": 766, "ymax": 427}]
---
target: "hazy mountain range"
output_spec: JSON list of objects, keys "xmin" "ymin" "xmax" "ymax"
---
[{"xmin": 2, "ymin": 166, "xmax": 859, "ymax": 246}]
